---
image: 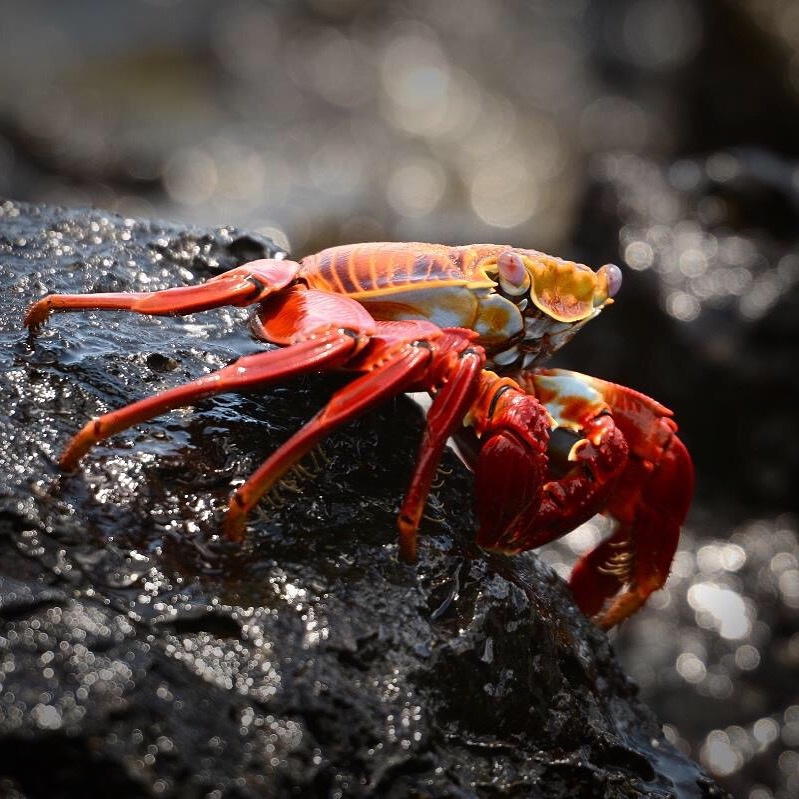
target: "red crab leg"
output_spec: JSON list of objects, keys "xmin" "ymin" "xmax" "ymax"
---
[
  {"xmin": 52, "ymin": 287, "xmax": 379, "ymax": 467},
  {"xmin": 24, "ymin": 259, "xmax": 301, "ymax": 330},
  {"xmin": 223, "ymin": 336, "xmax": 435, "ymax": 541},
  {"xmin": 465, "ymin": 371, "xmax": 629, "ymax": 556},
  {"xmin": 513, "ymin": 369, "xmax": 694, "ymax": 628},
  {"xmin": 397, "ymin": 338, "xmax": 486, "ymax": 560},
  {"xmin": 59, "ymin": 330, "xmax": 360, "ymax": 470}
]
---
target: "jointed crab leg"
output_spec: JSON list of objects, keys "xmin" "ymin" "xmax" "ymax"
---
[
  {"xmin": 223, "ymin": 338, "xmax": 436, "ymax": 541},
  {"xmin": 34, "ymin": 270, "xmax": 495, "ymax": 555},
  {"xmin": 570, "ymin": 428, "xmax": 693, "ymax": 628},
  {"xmin": 567, "ymin": 380, "xmax": 694, "ymax": 628},
  {"xmin": 55, "ymin": 286, "xmax": 378, "ymax": 469},
  {"xmin": 59, "ymin": 330, "xmax": 360, "ymax": 470},
  {"xmin": 397, "ymin": 342, "xmax": 485, "ymax": 559},
  {"xmin": 464, "ymin": 377, "xmax": 552, "ymax": 549},
  {"xmin": 459, "ymin": 371, "xmax": 629, "ymax": 557},
  {"xmin": 24, "ymin": 260, "xmax": 300, "ymax": 330},
  {"xmin": 224, "ymin": 323, "xmax": 490, "ymax": 548}
]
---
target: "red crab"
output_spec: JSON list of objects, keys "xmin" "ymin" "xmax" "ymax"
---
[{"xmin": 25, "ymin": 242, "xmax": 693, "ymax": 628}]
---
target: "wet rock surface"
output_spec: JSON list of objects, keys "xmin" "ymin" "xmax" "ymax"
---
[{"xmin": 0, "ymin": 200, "xmax": 728, "ymax": 797}]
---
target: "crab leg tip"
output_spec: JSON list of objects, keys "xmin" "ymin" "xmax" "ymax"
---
[
  {"xmin": 24, "ymin": 297, "xmax": 53, "ymax": 331},
  {"xmin": 222, "ymin": 508, "xmax": 247, "ymax": 543},
  {"xmin": 58, "ymin": 419, "xmax": 101, "ymax": 470},
  {"xmin": 397, "ymin": 516, "xmax": 419, "ymax": 562}
]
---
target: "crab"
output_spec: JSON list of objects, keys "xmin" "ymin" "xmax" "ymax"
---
[{"xmin": 25, "ymin": 242, "xmax": 693, "ymax": 628}]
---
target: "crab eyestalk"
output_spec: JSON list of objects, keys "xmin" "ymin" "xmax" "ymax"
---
[
  {"xmin": 497, "ymin": 251, "xmax": 531, "ymax": 297},
  {"xmin": 597, "ymin": 263, "xmax": 623, "ymax": 302}
]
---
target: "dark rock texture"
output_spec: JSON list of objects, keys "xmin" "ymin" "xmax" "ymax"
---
[{"xmin": 0, "ymin": 199, "xmax": 728, "ymax": 797}]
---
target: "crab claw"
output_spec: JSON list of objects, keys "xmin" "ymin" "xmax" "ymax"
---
[
  {"xmin": 570, "ymin": 417, "xmax": 694, "ymax": 629},
  {"xmin": 523, "ymin": 417, "xmax": 629, "ymax": 549},
  {"xmin": 551, "ymin": 373, "xmax": 695, "ymax": 628},
  {"xmin": 469, "ymin": 367, "xmax": 691, "ymax": 629},
  {"xmin": 463, "ymin": 372, "xmax": 629, "ymax": 555},
  {"xmin": 468, "ymin": 379, "xmax": 551, "ymax": 548}
]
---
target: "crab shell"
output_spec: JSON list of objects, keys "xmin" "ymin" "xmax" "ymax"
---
[{"xmin": 299, "ymin": 243, "xmax": 622, "ymax": 366}]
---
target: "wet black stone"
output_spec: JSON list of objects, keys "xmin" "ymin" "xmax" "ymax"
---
[{"xmin": 0, "ymin": 199, "xmax": 729, "ymax": 798}]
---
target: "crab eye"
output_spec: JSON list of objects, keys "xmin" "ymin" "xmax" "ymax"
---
[
  {"xmin": 598, "ymin": 263, "xmax": 622, "ymax": 298},
  {"xmin": 497, "ymin": 251, "xmax": 530, "ymax": 296}
]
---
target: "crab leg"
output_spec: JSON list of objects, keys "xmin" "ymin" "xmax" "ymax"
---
[
  {"xmin": 397, "ymin": 339, "xmax": 485, "ymax": 560},
  {"xmin": 508, "ymin": 369, "xmax": 693, "ymax": 628},
  {"xmin": 223, "ymin": 337, "xmax": 435, "ymax": 541},
  {"xmin": 46, "ymin": 287, "xmax": 378, "ymax": 467},
  {"xmin": 59, "ymin": 330, "xmax": 361, "ymax": 469},
  {"xmin": 224, "ymin": 322, "xmax": 491, "ymax": 546},
  {"xmin": 24, "ymin": 259, "xmax": 301, "ymax": 330},
  {"xmin": 462, "ymin": 375, "xmax": 553, "ymax": 551}
]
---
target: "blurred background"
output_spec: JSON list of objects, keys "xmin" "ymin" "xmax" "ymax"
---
[{"xmin": 2, "ymin": 0, "xmax": 798, "ymax": 796}]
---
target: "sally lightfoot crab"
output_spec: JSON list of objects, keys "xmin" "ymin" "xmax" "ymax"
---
[{"xmin": 25, "ymin": 242, "xmax": 694, "ymax": 628}]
